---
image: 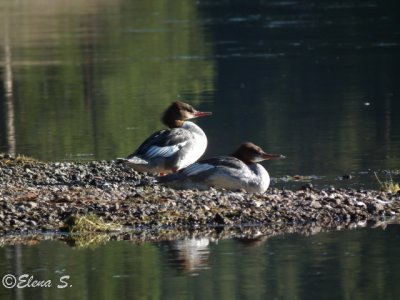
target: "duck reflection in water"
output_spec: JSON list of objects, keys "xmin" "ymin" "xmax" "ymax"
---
[{"xmin": 158, "ymin": 238, "xmax": 211, "ymax": 274}]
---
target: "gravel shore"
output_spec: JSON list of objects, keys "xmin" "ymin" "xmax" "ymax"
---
[{"xmin": 1, "ymin": 154, "xmax": 399, "ymax": 237}]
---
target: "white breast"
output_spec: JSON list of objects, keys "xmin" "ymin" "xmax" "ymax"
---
[
  {"xmin": 248, "ymin": 164, "xmax": 270, "ymax": 193},
  {"xmin": 178, "ymin": 122, "xmax": 208, "ymax": 169}
]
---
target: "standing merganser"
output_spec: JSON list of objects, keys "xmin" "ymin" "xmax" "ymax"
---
[
  {"xmin": 158, "ymin": 142, "xmax": 285, "ymax": 193},
  {"xmin": 118, "ymin": 101, "xmax": 212, "ymax": 174}
]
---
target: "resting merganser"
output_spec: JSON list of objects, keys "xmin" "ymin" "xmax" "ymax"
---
[
  {"xmin": 158, "ymin": 142, "xmax": 285, "ymax": 193},
  {"xmin": 119, "ymin": 101, "xmax": 211, "ymax": 174}
]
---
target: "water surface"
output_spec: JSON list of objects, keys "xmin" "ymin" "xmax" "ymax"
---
[
  {"xmin": 1, "ymin": 224, "xmax": 400, "ymax": 299},
  {"xmin": 1, "ymin": 0, "xmax": 399, "ymax": 188}
]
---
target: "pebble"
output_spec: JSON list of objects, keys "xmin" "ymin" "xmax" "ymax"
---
[{"xmin": 310, "ymin": 201, "xmax": 322, "ymax": 209}]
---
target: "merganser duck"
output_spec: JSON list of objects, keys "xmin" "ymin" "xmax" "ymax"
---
[
  {"xmin": 119, "ymin": 101, "xmax": 211, "ymax": 174},
  {"xmin": 158, "ymin": 142, "xmax": 285, "ymax": 193}
]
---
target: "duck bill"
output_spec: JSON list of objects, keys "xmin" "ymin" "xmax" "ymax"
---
[
  {"xmin": 261, "ymin": 153, "xmax": 286, "ymax": 160},
  {"xmin": 193, "ymin": 111, "xmax": 212, "ymax": 118}
]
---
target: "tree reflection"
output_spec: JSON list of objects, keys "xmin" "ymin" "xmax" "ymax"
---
[{"xmin": 2, "ymin": 9, "xmax": 16, "ymax": 156}]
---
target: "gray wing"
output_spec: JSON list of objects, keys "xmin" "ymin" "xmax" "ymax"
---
[
  {"xmin": 158, "ymin": 156, "xmax": 247, "ymax": 183},
  {"xmin": 127, "ymin": 128, "xmax": 193, "ymax": 160}
]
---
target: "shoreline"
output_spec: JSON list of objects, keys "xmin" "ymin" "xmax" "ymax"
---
[
  {"xmin": 1, "ymin": 154, "xmax": 400, "ymax": 238},
  {"xmin": 0, "ymin": 219, "xmax": 395, "ymax": 247}
]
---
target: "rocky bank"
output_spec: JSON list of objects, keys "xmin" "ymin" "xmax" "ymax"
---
[{"xmin": 1, "ymin": 154, "xmax": 399, "ymax": 238}]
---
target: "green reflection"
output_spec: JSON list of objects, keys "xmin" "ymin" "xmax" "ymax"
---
[
  {"xmin": 1, "ymin": 226, "xmax": 400, "ymax": 300},
  {"xmin": 1, "ymin": 0, "xmax": 214, "ymax": 160},
  {"xmin": 1, "ymin": 0, "xmax": 400, "ymax": 181}
]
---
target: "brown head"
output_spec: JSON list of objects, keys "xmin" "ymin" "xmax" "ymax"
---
[
  {"xmin": 231, "ymin": 142, "xmax": 285, "ymax": 165},
  {"xmin": 162, "ymin": 101, "xmax": 212, "ymax": 128}
]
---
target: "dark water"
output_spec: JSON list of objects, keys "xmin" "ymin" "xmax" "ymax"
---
[
  {"xmin": 1, "ymin": 224, "xmax": 400, "ymax": 300},
  {"xmin": 1, "ymin": 1, "xmax": 400, "ymax": 298}
]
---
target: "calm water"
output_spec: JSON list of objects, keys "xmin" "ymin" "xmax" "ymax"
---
[
  {"xmin": 1, "ymin": 1, "xmax": 400, "ymax": 298},
  {"xmin": 1, "ymin": 224, "xmax": 400, "ymax": 300},
  {"xmin": 1, "ymin": 0, "xmax": 399, "ymax": 184}
]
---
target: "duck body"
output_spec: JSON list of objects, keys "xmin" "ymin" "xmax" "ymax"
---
[
  {"xmin": 158, "ymin": 142, "xmax": 285, "ymax": 193},
  {"xmin": 158, "ymin": 156, "xmax": 270, "ymax": 193},
  {"xmin": 123, "ymin": 121, "xmax": 208, "ymax": 174},
  {"xmin": 119, "ymin": 101, "xmax": 211, "ymax": 174}
]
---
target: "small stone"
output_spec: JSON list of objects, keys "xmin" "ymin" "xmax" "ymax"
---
[
  {"xmin": 29, "ymin": 220, "xmax": 38, "ymax": 226},
  {"xmin": 4, "ymin": 169, "xmax": 13, "ymax": 175},
  {"xmin": 203, "ymin": 205, "xmax": 210, "ymax": 211},
  {"xmin": 337, "ymin": 174, "xmax": 352, "ymax": 180},
  {"xmin": 310, "ymin": 201, "xmax": 322, "ymax": 209},
  {"xmin": 367, "ymin": 202, "xmax": 384, "ymax": 214},
  {"xmin": 355, "ymin": 201, "xmax": 367, "ymax": 209},
  {"xmin": 27, "ymin": 202, "xmax": 38, "ymax": 209},
  {"xmin": 250, "ymin": 200, "xmax": 262, "ymax": 208}
]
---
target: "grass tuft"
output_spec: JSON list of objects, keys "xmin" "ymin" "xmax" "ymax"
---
[
  {"xmin": 62, "ymin": 214, "xmax": 122, "ymax": 233},
  {"xmin": 14, "ymin": 154, "xmax": 38, "ymax": 163},
  {"xmin": 374, "ymin": 172, "xmax": 400, "ymax": 194},
  {"xmin": 0, "ymin": 153, "xmax": 38, "ymax": 165}
]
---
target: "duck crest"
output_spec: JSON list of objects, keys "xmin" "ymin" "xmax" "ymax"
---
[{"xmin": 162, "ymin": 101, "xmax": 186, "ymax": 128}]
